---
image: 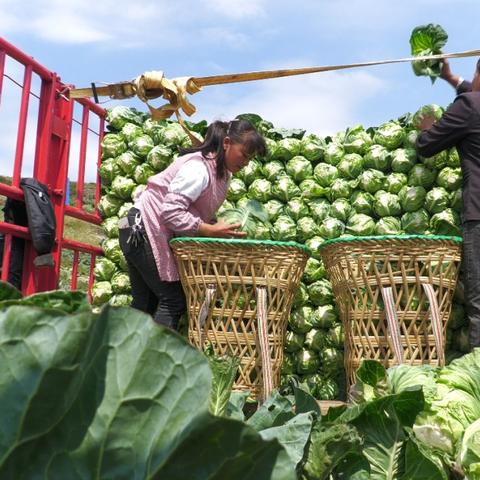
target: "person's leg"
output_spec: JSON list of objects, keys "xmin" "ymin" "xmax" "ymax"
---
[
  {"xmin": 462, "ymin": 220, "xmax": 480, "ymax": 348},
  {"xmin": 152, "ymin": 280, "xmax": 187, "ymax": 330}
]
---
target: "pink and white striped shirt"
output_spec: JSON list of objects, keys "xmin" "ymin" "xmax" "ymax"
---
[{"xmin": 137, "ymin": 152, "xmax": 230, "ymax": 281}]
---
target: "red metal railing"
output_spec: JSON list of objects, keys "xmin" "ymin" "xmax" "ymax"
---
[{"xmin": 0, "ymin": 37, "xmax": 104, "ymax": 297}]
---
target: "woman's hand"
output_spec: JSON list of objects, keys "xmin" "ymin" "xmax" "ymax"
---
[{"xmin": 198, "ymin": 220, "xmax": 247, "ymax": 238}]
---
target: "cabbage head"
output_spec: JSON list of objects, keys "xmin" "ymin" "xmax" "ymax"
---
[
  {"xmin": 262, "ymin": 160, "xmax": 286, "ymax": 181},
  {"xmin": 158, "ymin": 123, "xmax": 190, "ymax": 147},
  {"xmin": 303, "ymin": 257, "xmax": 326, "ymax": 283},
  {"xmin": 425, "ymin": 187, "xmax": 450, "ymax": 214},
  {"xmin": 358, "ymin": 169, "xmax": 385, "ymax": 194},
  {"xmin": 309, "ymin": 199, "xmax": 331, "ymax": 222},
  {"xmin": 337, "ymin": 153, "xmax": 364, "ymax": 179},
  {"xmin": 117, "ymin": 202, "xmax": 134, "ymax": 219},
  {"xmin": 106, "ymin": 106, "xmax": 146, "ymax": 129},
  {"xmin": 286, "ymin": 155, "xmax": 313, "ymax": 182},
  {"xmin": 373, "ymin": 121, "xmax": 405, "ymax": 150},
  {"xmin": 403, "ymin": 129, "xmax": 419, "ymax": 149},
  {"xmin": 271, "ymin": 175, "xmax": 301, "ymax": 201},
  {"xmin": 324, "ymin": 142, "xmax": 344, "ymax": 165},
  {"xmin": 237, "ymin": 158, "xmax": 262, "ymax": 185},
  {"xmin": 412, "ymin": 104, "xmax": 444, "ymax": 127},
  {"xmin": 436, "ymin": 167, "xmax": 462, "ymax": 191},
  {"xmin": 458, "ymin": 418, "xmax": 480, "ymax": 480},
  {"xmin": 410, "ymin": 23, "xmax": 448, "ymax": 82},
  {"xmin": 271, "ymin": 214, "xmax": 297, "ymax": 241},
  {"xmin": 398, "ymin": 185, "xmax": 427, "ymax": 212},
  {"xmin": 94, "ymin": 257, "xmax": 117, "ymax": 282},
  {"xmin": 91, "ymin": 281, "xmax": 113, "ymax": 306},
  {"xmin": 116, "ymin": 151, "xmax": 141, "ymax": 177},
  {"xmin": 299, "ymin": 178, "xmax": 325, "ymax": 199},
  {"xmin": 305, "ymin": 236, "xmax": 325, "ymax": 260},
  {"xmin": 313, "ymin": 163, "xmax": 339, "ymax": 187},
  {"xmin": 217, "ymin": 199, "xmax": 269, "ymax": 238},
  {"xmin": 128, "ymin": 134, "xmax": 154, "ymax": 158},
  {"xmin": 111, "ymin": 176, "xmax": 136, "ymax": 200},
  {"xmin": 99, "ymin": 159, "xmax": 121, "ymax": 186},
  {"xmin": 98, "ymin": 193, "xmax": 123, "ymax": 218},
  {"xmin": 450, "ymin": 189, "xmax": 462, "ymax": 212},
  {"xmin": 301, "ymin": 134, "xmax": 325, "ymax": 162},
  {"xmin": 308, "ymin": 279, "xmax": 334, "ymax": 307},
  {"xmin": 401, "ymin": 209, "xmax": 430, "ymax": 234},
  {"xmin": 227, "ymin": 178, "xmax": 247, "ymax": 201},
  {"xmin": 296, "ymin": 349, "xmax": 321, "ymax": 375},
  {"xmin": 247, "ymin": 178, "xmax": 273, "ymax": 203},
  {"xmin": 346, "ymin": 213, "xmax": 376, "ymax": 236},
  {"xmin": 391, "ymin": 148, "xmax": 417, "ymax": 173},
  {"xmin": 408, "ymin": 164, "xmax": 436, "ymax": 189},
  {"xmin": 343, "ymin": 125, "xmax": 372, "ymax": 154},
  {"xmin": 102, "ymin": 216, "xmax": 119, "ymax": 238},
  {"xmin": 421, "ymin": 150, "xmax": 448, "ymax": 170},
  {"xmin": 275, "ymin": 137, "xmax": 303, "ymax": 162},
  {"xmin": 285, "ymin": 331, "xmax": 306, "ymax": 353},
  {"xmin": 351, "ymin": 191, "xmax": 374, "ymax": 215},
  {"xmin": 285, "ymin": 198, "xmax": 309, "ymax": 221},
  {"xmin": 430, "ymin": 208, "xmax": 461, "ymax": 236},
  {"xmin": 312, "ymin": 304, "xmax": 338, "ymax": 329},
  {"xmin": 121, "ymin": 122, "xmax": 144, "ymax": 143},
  {"xmin": 374, "ymin": 191, "xmax": 402, "ymax": 217},
  {"xmin": 111, "ymin": 271, "xmax": 132, "ymax": 294},
  {"xmin": 384, "ymin": 172, "xmax": 408, "ymax": 194},
  {"xmin": 329, "ymin": 178, "xmax": 354, "ymax": 200},
  {"xmin": 447, "ymin": 148, "xmax": 460, "ymax": 168},
  {"xmin": 134, "ymin": 163, "xmax": 155, "ymax": 184},
  {"xmin": 109, "ymin": 294, "xmax": 133, "ymax": 307},
  {"xmin": 101, "ymin": 133, "xmax": 127, "ymax": 159},
  {"xmin": 375, "ymin": 216, "xmax": 402, "ymax": 235},
  {"xmin": 102, "ymin": 238, "xmax": 125, "ymax": 265},
  {"xmin": 364, "ymin": 144, "xmax": 390, "ymax": 171},
  {"xmin": 264, "ymin": 199, "xmax": 284, "ymax": 222},
  {"xmin": 147, "ymin": 145, "xmax": 172, "ymax": 172},
  {"xmin": 330, "ymin": 198, "xmax": 352, "ymax": 222},
  {"xmin": 318, "ymin": 217, "xmax": 345, "ymax": 239},
  {"xmin": 289, "ymin": 305, "xmax": 316, "ymax": 334},
  {"xmin": 297, "ymin": 217, "xmax": 320, "ymax": 242}
]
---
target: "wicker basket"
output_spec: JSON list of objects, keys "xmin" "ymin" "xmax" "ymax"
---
[
  {"xmin": 319, "ymin": 234, "xmax": 462, "ymax": 389},
  {"xmin": 171, "ymin": 237, "xmax": 309, "ymax": 401}
]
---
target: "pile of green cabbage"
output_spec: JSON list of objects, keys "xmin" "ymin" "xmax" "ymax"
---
[{"xmin": 93, "ymin": 105, "xmax": 467, "ymax": 401}]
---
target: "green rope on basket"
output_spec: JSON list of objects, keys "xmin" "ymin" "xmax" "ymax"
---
[
  {"xmin": 170, "ymin": 236, "xmax": 311, "ymax": 253},
  {"xmin": 318, "ymin": 234, "xmax": 463, "ymax": 249}
]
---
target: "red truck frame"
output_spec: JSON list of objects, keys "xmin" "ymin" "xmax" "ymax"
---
[{"xmin": 0, "ymin": 37, "xmax": 104, "ymax": 298}]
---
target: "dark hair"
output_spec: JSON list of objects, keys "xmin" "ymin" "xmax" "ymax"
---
[
  {"xmin": 180, "ymin": 119, "xmax": 267, "ymax": 178},
  {"xmin": 477, "ymin": 58, "xmax": 480, "ymax": 74}
]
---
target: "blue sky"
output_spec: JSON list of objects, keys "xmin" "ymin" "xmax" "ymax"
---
[{"xmin": 1, "ymin": 0, "xmax": 479, "ymax": 181}]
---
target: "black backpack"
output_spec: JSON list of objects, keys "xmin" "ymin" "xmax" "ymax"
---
[{"xmin": 20, "ymin": 178, "xmax": 56, "ymax": 255}]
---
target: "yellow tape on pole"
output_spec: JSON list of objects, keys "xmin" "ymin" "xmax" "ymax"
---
[{"xmin": 69, "ymin": 48, "xmax": 480, "ymax": 129}]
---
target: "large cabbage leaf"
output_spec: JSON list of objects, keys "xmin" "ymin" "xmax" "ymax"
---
[{"xmin": 0, "ymin": 305, "xmax": 296, "ymax": 479}]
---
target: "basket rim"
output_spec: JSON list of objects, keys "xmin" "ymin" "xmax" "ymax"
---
[
  {"xmin": 170, "ymin": 236, "xmax": 311, "ymax": 253},
  {"xmin": 319, "ymin": 234, "xmax": 463, "ymax": 249}
]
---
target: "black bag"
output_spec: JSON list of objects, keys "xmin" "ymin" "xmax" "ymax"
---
[
  {"xmin": 20, "ymin": 178, "xmax": 56, "ymax": 255},
  {"xmin": 0, "ymin": 197, "xmax": 28, "ymax": 289}
]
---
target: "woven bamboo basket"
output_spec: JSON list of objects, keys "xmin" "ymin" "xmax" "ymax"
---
[
  {"xmin": 171, "ymin": 237, "xmax": 309, "ymax": 401},
  {"xmin": 319, "ymin": 234, "xmax": 462, "ymax": 389}
]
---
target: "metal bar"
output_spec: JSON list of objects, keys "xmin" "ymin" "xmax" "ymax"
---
[
  {"xmin": 0, "ymin": 37, "xmax": 54, "ymax": 79},
  {"xmin": 0, "ymin": 222, "xmax": 30, "ymax": 240},
  {"xmin": 1, "ymin": 234, "xmax": 12, "ymax": 282},
  {"xmin": 76, "ymin": 105, "xmax": 89, "ymax": 208},
  {"xmin": 70, "ymin": 250, "xmax": 79, "ymax": 290},
  {"xmin": 64, "ymin": 205, "xmax": 102, "ymax": 225},
  {"xmin": 62, "ymin": 237, "xmax": 103, "ymax": 255},
  {"xmin": 75, "ymin": 96, "xmax": 104, "ymax": 117},
  {"xmin": 95, "ymin": 116, "xmax": 105, "ymax": 206},
  {"xmin": 88, "ymin": 253, "xmax": 96, "ymax": 302},
  {"xmin": 12, "ymin": 64, "xmax": 33, "ymax": 187},
  {"xmin": 0, "ymin": 183, "xmax": 23, "ymax": 201},
  {"xmin": 0, "ymin": 48, "xmax": 6, "ymax": 106}
]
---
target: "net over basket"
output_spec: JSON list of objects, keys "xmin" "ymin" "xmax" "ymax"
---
[
  {"xmin": 319, "ymin": 234, "xmax": 462, "ymax": 389},
  {"xmin": 170, "ymin": 237, "xmax": 309, "ymax": 401}
]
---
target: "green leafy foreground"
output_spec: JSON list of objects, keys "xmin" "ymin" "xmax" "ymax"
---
[{"xmin": 2, "ymin": 281, "xmax": 480, "ymax": 479}]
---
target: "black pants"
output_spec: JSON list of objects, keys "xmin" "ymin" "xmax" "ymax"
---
[
  {"xmin": 462, "ymin": 220, "xmax": 480, "ymax": 348},
  {"xmin": 118, "ymin": 208, "xmax": 186, "ymax": 330}
]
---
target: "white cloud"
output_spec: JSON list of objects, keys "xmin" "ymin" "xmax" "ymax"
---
[{"xmin": 202, "ymin": 0, "xmax": 266, "ymax": 19}]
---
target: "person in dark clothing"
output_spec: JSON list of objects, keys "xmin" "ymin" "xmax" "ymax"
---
[{"xmin": 416, "ymin": 57, "xmax": 480, "ymax": 348}]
